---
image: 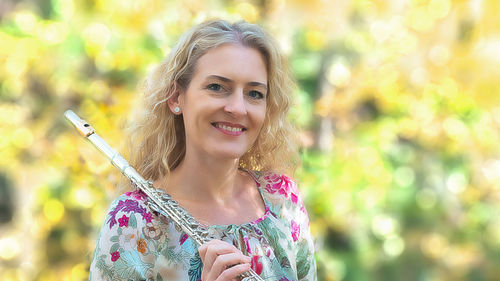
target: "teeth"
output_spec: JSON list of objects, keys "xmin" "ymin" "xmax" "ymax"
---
[{"xmin": 215, "ymin": 123, "xmax": 243, "ymax": 132}]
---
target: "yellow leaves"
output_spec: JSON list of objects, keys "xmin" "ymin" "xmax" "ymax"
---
[
  {"xmin": 428, "ymin": 44, "xmax": 451, "ymax": 66},
  {"xmin": 43, "ymin": 199, "xmax": 65, "ymax": 224},
  {"xmin": 304, "ymin": 29, "xmax": 326, "ymax": 51},
  {"xmin": 407, "ymin": 0, "xmax": 451, "ymax": 32},
  {"xmin": 14, "ymin": 10, "xmax": 38, "ymax": 34},
  {"xmin": 4, "ymin": 49, "xmax": 29, "ymax": 78},
  {"xmin": 82, "ymin": 22, "xmax": 111, "ymax": 56},
  {"xmin": 70, "ymin": 263, "xmax": 88, "ymax": 281},
  {"xmin": 398, "ymin": 118, "xmax": 420, "ymax": 139},
  {"xmin": 442, "ymin": 116, "xmax": 469, "ymax": 140},
  {"xmin": 37, "ymin": 21, "xmax": 69, "ymax": 44},
  {"xmin": 11, "ymin": 128, "xmax": 34, "ymax": 149},
  {"xmin": 345, "ymin": 31, "xmax": 372, "ymax": 54},
  {"xmin": 428, "ymin": 0, "xmax": 452, "ymax": 20},
  {"xmin": 83, "ymin": 23, "xmax": 111, "ymax": 47},
  {"xmin": 420, "ymin": 232, "xmax": 449, "ymax": 260},
  {"xmin": 407, "ymin": 6, "xmax": 435, "ymax": 32},
  {"xmin": 236, "ymin": 2, "xmax": 259, "ymax": 23},
  {"xmin": 315, "ymin": 92, "xmax": 335, "ymax": 118},
  {"xmin": 55, "ymin": 0, "xmax": 76, "ymax": 21}
]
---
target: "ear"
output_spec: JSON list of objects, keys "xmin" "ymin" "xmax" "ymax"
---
[{"xmin": 167, "ymin": 90, "xmax": 184, "ymax": 115}]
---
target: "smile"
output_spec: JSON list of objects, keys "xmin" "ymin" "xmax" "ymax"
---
[{"xmin": 211, "ymin": 122, "xmax": 246, "ymax": 135}]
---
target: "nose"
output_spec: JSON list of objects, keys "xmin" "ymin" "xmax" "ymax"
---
[{"xmin": 224, "ymin": 89, "xmax": 247, "ymax": 116}]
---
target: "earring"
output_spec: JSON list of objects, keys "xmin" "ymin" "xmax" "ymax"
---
[{"xmin": 174, "ymin": 107, "xmax": 180, "ymax": 113}]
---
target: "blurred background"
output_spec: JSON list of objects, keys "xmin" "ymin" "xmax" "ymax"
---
[{"xmin": 1, "ymin": 0, "xmax": 500, "ymax": 280}]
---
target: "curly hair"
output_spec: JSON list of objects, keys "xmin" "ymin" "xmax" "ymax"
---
[{"xmin": 127, "ymin": 19, "xmax": 299, "ymax": 181}]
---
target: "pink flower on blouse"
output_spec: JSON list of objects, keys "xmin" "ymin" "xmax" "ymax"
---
[
  {"xmin": 290, "ymin": 220, "xmax": 300, "ymax": 242},
  {"xmin": 118, "ymin": 214, "xmax": 129, "ymax": 227},
  {"xmin": 291, "ymin": 192, "xmax": 298, "ymax": 204},
  {"xmin": 251, "ymin": 255, "xmax": 263, "ymax": 275},
  {"xmin": 142, "ymin": 212, "xmax": 153, "ymax": 223},
  {"xmin": 264, "ymin": 174, "xmax": 293, "ymax": 198},
  {"xmin": 179, "ymin": 234, "xmax": 188, "ymax": 245},
  {"xmin": 125, "ymin": 190, "xmax": 147, "ymax": 201},
  {"xmin": 244, "ymin": 236, "xmax": 251, "ymax": 254},
  {"xmin": 111, "ymin": 251, "xmax": 120, "ymax": 262}
]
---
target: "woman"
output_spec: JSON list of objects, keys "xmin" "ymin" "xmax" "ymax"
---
[{"xmin": 89, "ymin": 19, "xmax": 317, "ymax": 281}]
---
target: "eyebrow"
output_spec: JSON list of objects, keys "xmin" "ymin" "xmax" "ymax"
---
[{"xmin": 206, "ymin": 75, "xmax": 268, "ymax": 90}]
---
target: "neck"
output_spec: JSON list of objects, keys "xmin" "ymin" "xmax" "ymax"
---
[{"xmin": 160, "ymin": 150, "xmax": 243, "ymax": 205}]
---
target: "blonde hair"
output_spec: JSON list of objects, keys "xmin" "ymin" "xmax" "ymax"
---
[{"xmin": 128, "ymin": 19, "xmax": 299, "ymax": 181}]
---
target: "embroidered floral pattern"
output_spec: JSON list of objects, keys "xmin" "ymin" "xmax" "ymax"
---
[
  {"xmin": 89, "ymin": 172, "xmax": 317, "ymax": 281},
  {"xmin": 118, "ymin": 215, "xmax": 129, "ymax": 227},
  {"xmin": 263, "ymin": 173, "xmax": 292, "ymax": 197},
  {"xmin": 290, "ymin": 220, "xmax": 300, "ymax": 242},
  {"xmin": 107, "ymin": 198, "xmax": 152, "ymax": 229},
  {"xmin": 137, "ymin": 238, "xmax": 147, "ymax": 254},
  {"xmin": 110, "ymin": 251, "xmax": 120, "ymax": 262},
  {"xmin": 251, "ymin": 255, "xmax": 263, "ymax": 275},
  {"xmin": 142, "ymin": 222, "xmax": 162, "ymax": 240},
  {"xmin": 118, "ymin": 227, "xmax": 139, "ymax": 251},
  {"xmin": 179, "ymin": 233, "xmax": 188, "ymax": 245},
  {"xmin": 125, "ymin": 190, "xmax": 147, "ymax": 201}
]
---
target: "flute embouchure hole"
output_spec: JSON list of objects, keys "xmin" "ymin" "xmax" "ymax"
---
[{"xmin": 84, "ymin": 124, "xmax": 89, "ymax": 127}]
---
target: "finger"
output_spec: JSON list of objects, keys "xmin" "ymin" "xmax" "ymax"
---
[
  {"xmin": 202, "ymin": 251, "xmax": 249, "ymax": 281},
  {"xmin": 199, "ymin": 240, "xmax": 238, "ymax": 259},
  {"xmin": 210, "ymin": 252, "xmax": 252, "ymax": 278},
  {"xmin": 199, "ymin": 240, "xmax": 241, "ymax": 271},
  {"xmin": 215, "ymin": 263, "xmax": 251, "ymax": 281}
]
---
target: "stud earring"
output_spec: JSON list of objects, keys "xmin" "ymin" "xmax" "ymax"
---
[{"xmin": 174, "ymin": 107, "xmax": 180, "ymax": 113}]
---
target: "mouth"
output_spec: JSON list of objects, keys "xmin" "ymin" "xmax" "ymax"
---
[{"xmin": 211, "ymin": 122, "xmax": 247, "ymax": 133}]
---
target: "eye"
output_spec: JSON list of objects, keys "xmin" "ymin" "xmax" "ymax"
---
[
  {"xmin": 248, "ymin": 90, "xmax": 265, "ymax": 99},
  {"xmin": 207, "ymin": 83, "xmax": 222, "ymax": 91}
]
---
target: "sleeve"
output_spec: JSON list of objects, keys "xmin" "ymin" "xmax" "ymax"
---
[
  {"xmin": 283, "ymin": 176, "xmax": 318, "ymax": 281},
  {"xmin": 292, "ymin": 197, "xmax": 317, "ymax": 281},
  {"xmin": 88, "ymin": 193, "xmax": 161, "ymax": 281}
]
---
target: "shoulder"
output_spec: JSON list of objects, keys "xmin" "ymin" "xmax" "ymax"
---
[
  {"xmin": 250, "ymin": 170, "xmax": 305, "ymax": 214},
  {"xmin": 103, "ymin": 190, "xmax": 155, "ymax": 230},
  {"xmin": 91, "ymin": 190, "xmax": 172, "ymax": 280},
  {"xmin": 252, "ymin": 170, "xmax": 312, "ymax": 243},
  {"xmin": 252, "ymin": 170, "xmax": 300, "ymax": 202}
]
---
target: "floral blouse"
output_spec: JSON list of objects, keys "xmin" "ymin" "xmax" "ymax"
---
[{"xmin": 89, "ymin": 171, "xmax": 317, "ymax": 281}]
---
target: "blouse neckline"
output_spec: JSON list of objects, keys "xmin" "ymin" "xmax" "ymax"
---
[{"xmin": 152, "ymin": 168, "xmax": 271, "ymax": 231}]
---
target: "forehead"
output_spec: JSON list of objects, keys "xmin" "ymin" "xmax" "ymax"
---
[{"xmin": 193, "ymin": 44, "xmax": 268, "ymax": 84}]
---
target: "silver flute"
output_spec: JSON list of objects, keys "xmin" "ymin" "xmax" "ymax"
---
[{"xmin": 64, "ymin": 110, "xmax": 264, "ymax": 281}]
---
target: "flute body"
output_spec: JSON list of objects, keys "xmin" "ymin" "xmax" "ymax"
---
[{"xmin": 64, "ymin": 110, "xmax": 263, "ymax": 281}]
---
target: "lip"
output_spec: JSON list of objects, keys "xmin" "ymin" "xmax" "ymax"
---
[{"xmin": 211, "ymin": 122, "xmax": 246, "ymax": 136}]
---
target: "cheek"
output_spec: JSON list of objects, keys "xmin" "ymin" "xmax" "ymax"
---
[{"xmin": 257, "ymin": 107, "xmax": 267, "ymax": 128}]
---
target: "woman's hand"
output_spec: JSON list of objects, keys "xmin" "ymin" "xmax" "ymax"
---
[{"xmin": 198, "ymin": 239, "xmax": 252, "ymax": 281}]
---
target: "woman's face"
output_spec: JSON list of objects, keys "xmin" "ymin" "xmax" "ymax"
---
[{"xmin": 178, "ymin": 43, "xmax": 268, "ymax": 160}]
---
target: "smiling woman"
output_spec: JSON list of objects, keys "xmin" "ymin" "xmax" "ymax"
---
[
  {"xmin": 88, "ymin": 20, "xmax": 317, "ymax": 281},
  {"xmin": 172, "ymin": 44, "xmax": 268, "ymax": 161}
]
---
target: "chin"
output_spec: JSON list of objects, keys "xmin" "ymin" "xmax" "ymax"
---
[
  {"xmin": 210, "ymin": 147, "xmax": 248, "ymax": 160},
  {"xmin": 215, "ymin": 151, "xmax": 246, "ymax": 160}
]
